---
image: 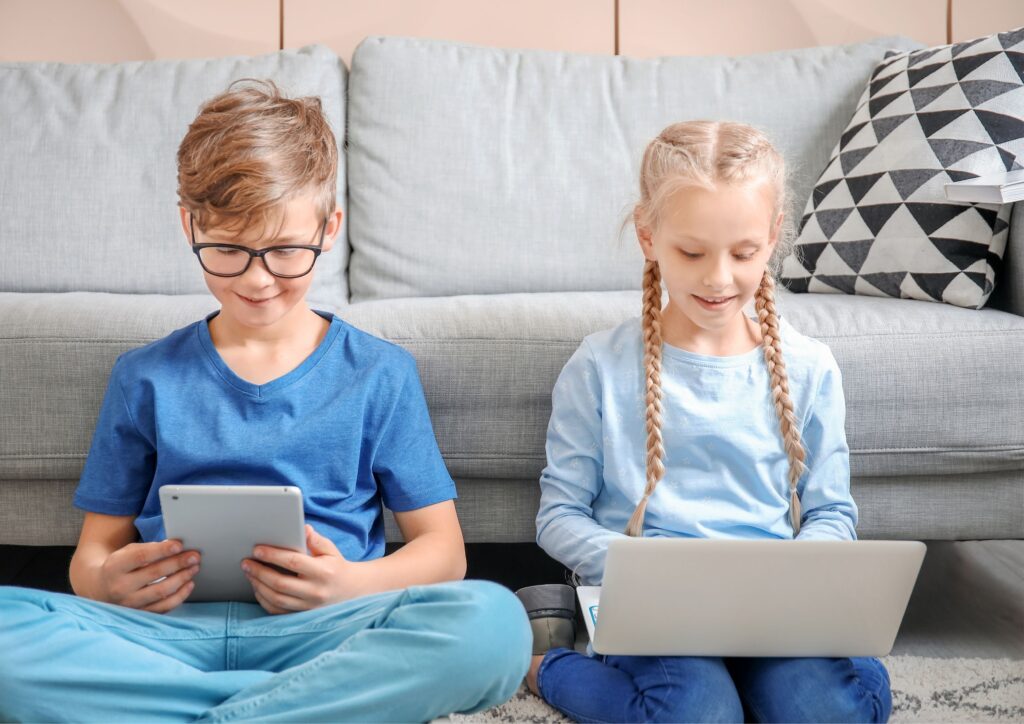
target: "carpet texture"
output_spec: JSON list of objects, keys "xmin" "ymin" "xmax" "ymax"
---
[{"xmin": 451, "ymin": 656, "xmax": 1024, "ymax": 723}]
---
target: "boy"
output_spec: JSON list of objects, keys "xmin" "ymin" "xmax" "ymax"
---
[{"xmin": 0, "ymin": 80, "xmax": 530, "ymax": 722}]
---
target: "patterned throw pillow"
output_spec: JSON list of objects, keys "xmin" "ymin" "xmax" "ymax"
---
[{"xmin": 781, "ymin": 27, "xmax": 1024, "ymax": 308}]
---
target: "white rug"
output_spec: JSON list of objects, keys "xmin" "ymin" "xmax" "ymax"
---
[{"xmin": 451, "ymin": 656, "xmax": 1024, "ymax": 722}]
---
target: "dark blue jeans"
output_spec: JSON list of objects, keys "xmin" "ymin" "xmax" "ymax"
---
[{"xmin": 537, "ymin": 648, "xmax": 891, "ymax": 723}]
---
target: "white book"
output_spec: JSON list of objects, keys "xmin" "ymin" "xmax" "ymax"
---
[{"xmin": 944, "ymin": 169, "xmax": 1024, "ymax": 204}]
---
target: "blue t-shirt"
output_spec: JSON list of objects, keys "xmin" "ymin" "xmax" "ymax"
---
[
  {"xmin": 73, "ymin": 310, "xmax": 457, "ymax": 562},
  {"xmin": 536, "ymin": 315, "xmax": 857, "ymax": 585}
]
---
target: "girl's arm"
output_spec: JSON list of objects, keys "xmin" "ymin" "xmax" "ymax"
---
[
  {"xmin": 794, "ymin": 350, "xmax": 859, "ymax": 540},
  {"xmin": 536, "ymin": 342, "xmax": 628, "ymax": 584}
]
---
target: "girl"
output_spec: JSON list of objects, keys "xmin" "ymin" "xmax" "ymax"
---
[{"xmin": 524, "ymin": 121, "xmax": 891, "ymax": 723}]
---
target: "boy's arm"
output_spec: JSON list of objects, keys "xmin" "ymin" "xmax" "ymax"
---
[
  {"xmin": 70, "ymin": 511, "xmax": 200, "ymax": 612},
  {"xmin": 352, "ymin": 499, "xmax": 466, "ymax": 591},
  {"xmin": 366, "ymin": 501, "xmax": 466, "ymax": 593}
]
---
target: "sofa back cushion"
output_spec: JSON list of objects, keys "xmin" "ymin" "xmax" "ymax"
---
[
  {"xmin": 0, "ymin": 44, "xmax": 348, "ymax": 304},
  {"xmin": 346, "ymin": 35, "xmax": 922, "ymax": 302}
]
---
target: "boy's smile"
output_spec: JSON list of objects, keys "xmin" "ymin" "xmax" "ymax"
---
[{"xmin": 237, "ymin": 291, "xmax": 283, "ymax": 306}]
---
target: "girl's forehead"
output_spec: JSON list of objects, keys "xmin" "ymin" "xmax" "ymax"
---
[{"xmin": 659, "ymin": 182, "xmax": 776, "ymax": 236}]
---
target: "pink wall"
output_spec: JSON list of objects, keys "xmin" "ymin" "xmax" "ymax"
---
[{"xmin": 1, "ymin": 0, "xmax": 1022, "ymax": 63}]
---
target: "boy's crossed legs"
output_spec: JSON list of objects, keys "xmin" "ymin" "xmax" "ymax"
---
[{"xmin": 0, "ymin": 579, "xmax": 530, "ymax": 722}]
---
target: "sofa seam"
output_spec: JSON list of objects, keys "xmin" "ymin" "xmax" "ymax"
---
[
  {"xmin": 3, "ymin": 445, "xmax": 1024, "ymax": 460},
  {"xmin": 4, "ymin": 329, "xmax": 1024, "ymax": 344}
]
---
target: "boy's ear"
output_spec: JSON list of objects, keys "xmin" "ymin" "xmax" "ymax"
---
[
  {"xmin": 320, "ymin": 208, "xmax": 344, "ymax": 253},
  {"xmin": 179, "ymin": 206, "xmax": 192, "ymax": 246},
  {"xmin": 634, "ymin": 209, "xmax": 656, "ymax": 262}
]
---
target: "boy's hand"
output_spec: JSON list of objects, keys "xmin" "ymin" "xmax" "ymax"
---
[
  {"xmin": 99, "ymin": 539, "xmax": 201, "ymax": 613},
  {"xmin": 243, "ymin": 524, "xmax": 363, "ymax": 615}
]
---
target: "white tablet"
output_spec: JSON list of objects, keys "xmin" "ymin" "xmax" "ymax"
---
[{"xmin": 159, "ymin": 484, "xmax": 307, "ymax": 602}]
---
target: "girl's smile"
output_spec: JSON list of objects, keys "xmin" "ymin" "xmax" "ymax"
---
[{"xmin": 693, "ymin": 294, "xmax": 737, "ymax": 310}]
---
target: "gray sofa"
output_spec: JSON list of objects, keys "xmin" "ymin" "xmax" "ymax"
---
[{"xmin": 2, "ymin": 38, "xmax": 1022, "ymax": 548}]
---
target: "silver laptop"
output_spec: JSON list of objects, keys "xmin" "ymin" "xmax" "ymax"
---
[{"xmin": 577, "ymin": 538, "xmax": 926, "ymax": 657}]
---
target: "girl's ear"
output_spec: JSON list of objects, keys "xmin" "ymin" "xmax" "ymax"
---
[{"xmin": 635, "ymin": 209, "xmax": 657, "ymax": 262}]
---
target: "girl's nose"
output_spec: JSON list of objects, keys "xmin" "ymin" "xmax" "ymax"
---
[{"xmin": 702, "ymin": 258, "xmax": 732, "ymax": 290}]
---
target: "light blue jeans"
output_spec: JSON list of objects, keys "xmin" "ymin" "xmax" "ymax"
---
[
  {"xmin": 538, "ymin": 648, "xmax": 892, "ymax": 723},
  {"xmin": 0, "ymin": 580, "xmax": 531, "ymax": 722}
]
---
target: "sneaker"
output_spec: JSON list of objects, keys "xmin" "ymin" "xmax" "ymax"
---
[{"xmin": 515, "ymin": 583, "xmax": 577, "ymax": 655}]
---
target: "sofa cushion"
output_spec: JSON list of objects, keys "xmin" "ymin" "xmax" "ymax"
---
[
  {"xmin": 781, "ymin": 27, "xmax": 1024, "ymax": 308},
  {"xmin": 5, "ymin": 290, "xmax": 1021, "ymax": 488},
  {"xmin": 344, "ymin": 291, "xmax": 1024, "ymax": 480},
  {"xmin": 345, "ymin": 35, "xmax": 922, "ymax": 301},
  {"xmin": 0, "ymin": 44, "xmax": 349, "ymax": 304}
]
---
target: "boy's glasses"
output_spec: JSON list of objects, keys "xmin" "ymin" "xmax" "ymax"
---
[{"xmin": 189, "ymin": 214, "xmax": 327, "ymax": 278}]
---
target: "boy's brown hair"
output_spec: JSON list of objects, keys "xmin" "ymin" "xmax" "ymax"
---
[{"xmin": 177, "ymin": 78, "xmax": 338, "ymax": 237}]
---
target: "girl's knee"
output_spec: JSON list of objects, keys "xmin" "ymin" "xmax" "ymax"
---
[
  {"xmin": 739, "ymin": 657, "xmax": 891, "ymax": 723},
  {"xmin": 653, "ymin": 658, "xmax": 744, "ymax": 723},
  {"xmin": 655, "ymin": 690, "xmax": 744, "ymax": 723}
]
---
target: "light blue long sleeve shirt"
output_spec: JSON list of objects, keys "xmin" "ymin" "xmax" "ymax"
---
[{"xmin": 536, "ymin": 314, "xmax": 857, "ymax": 585}]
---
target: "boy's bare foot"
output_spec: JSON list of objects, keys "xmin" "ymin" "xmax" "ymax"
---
[{"xmin": 526, "ymin": 654, "xmax": 544, "ymax": 696}]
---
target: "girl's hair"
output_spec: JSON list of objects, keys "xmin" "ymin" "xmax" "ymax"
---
[
  {"xmin": 176, "ymin": 78, "xmax": 338, "ymax": 237},
  {"xmin": 626, "ymin": 120, "xmax": 806, "ymax": 538}
]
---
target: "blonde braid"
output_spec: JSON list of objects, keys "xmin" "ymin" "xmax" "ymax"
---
[
  {"xmin": 754, "ymin": 272, "xmax": 807, "ymax": 534},
  {"xmin": 626, "ymin": 260, "xmax": 666, "ymax": 537}
]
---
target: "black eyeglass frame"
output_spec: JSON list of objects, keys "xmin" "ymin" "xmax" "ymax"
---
[{"xmin": 189, "ymin": 214, "xmax": 328, "ymax": 279}]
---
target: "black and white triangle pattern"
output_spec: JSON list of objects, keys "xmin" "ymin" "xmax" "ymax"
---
[{"xmin": 781, "ymin": 26, "xmax": 1023, "ymax": 309}]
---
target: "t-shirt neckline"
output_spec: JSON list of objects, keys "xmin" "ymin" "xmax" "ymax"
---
[
  {"xmin": 660, "ymin": 315, "xmax": 785, "ymax": 368},
  {"xmin": 197, "ymin": 309, "xmax": 342, "ymax": 398}
]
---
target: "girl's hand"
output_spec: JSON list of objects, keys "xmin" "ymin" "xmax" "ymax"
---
[
  {"xmin": 243, "ymin": 524, "xmax": 364, "ymax": 615},
  {"xmin": 99, "ymin": 539, "xmax": 201, "ymax": 613}
]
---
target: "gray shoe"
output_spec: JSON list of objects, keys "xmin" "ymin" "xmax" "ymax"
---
[{"xmin": 515, "ymin": 584, "xmax": 577, "ymax": 655}]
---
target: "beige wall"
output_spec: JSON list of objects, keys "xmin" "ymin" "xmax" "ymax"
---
[
  {"xmin": 952, "ymin": 0, "xmax": 1024, "ymax": 41},
  {"xmin": 284, "ymin": 0, "xmax": 615, "ymax": 63},
  {"xmin": 618, "ymin": 0, "xmax": 947, "ymax": 57},
  {"xmin": 1, "ymin": 0, "xmax": 1022, "ymax": 63},
  {"xmin": 0, "ymin": 0, "xmax": 278, "ymax": 62}
]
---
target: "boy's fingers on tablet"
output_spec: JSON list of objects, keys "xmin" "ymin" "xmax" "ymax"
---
[
  {"xmin": 252, "ymin": 587, "xmax": 290, "ymax": 616},
  {"xmin": 143, "ymin": 580, "xmax": 196, "ymax": 614},
  {"xmin": 121, "ymin": 540, "xmax": 184, "ymax": 572},
  {"xmin": 132, "ymin": 565, "xmax": 199, "ymax": 609},
  {"xmin": 244, "ymin": 561, "xmax": 310, "ymax": 599},
  {"xmin": 132, "ymin": 551, "xmax": 200, "ymax": 588},
  {"xmin": 248, "ymin": 575, "xmax": 308, "ymax": 613},
  {"xmin": 252, "ymin": 589, "xmax": 284, "ymax": 615},
  {"xmin": 252, "ymin": 546, "xmax": 314, "ymax": 576}
]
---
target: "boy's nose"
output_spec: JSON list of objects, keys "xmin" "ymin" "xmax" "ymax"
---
[{"xmin": 241, "ymin": 256, "xmax": 277, "ymax": 285}]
